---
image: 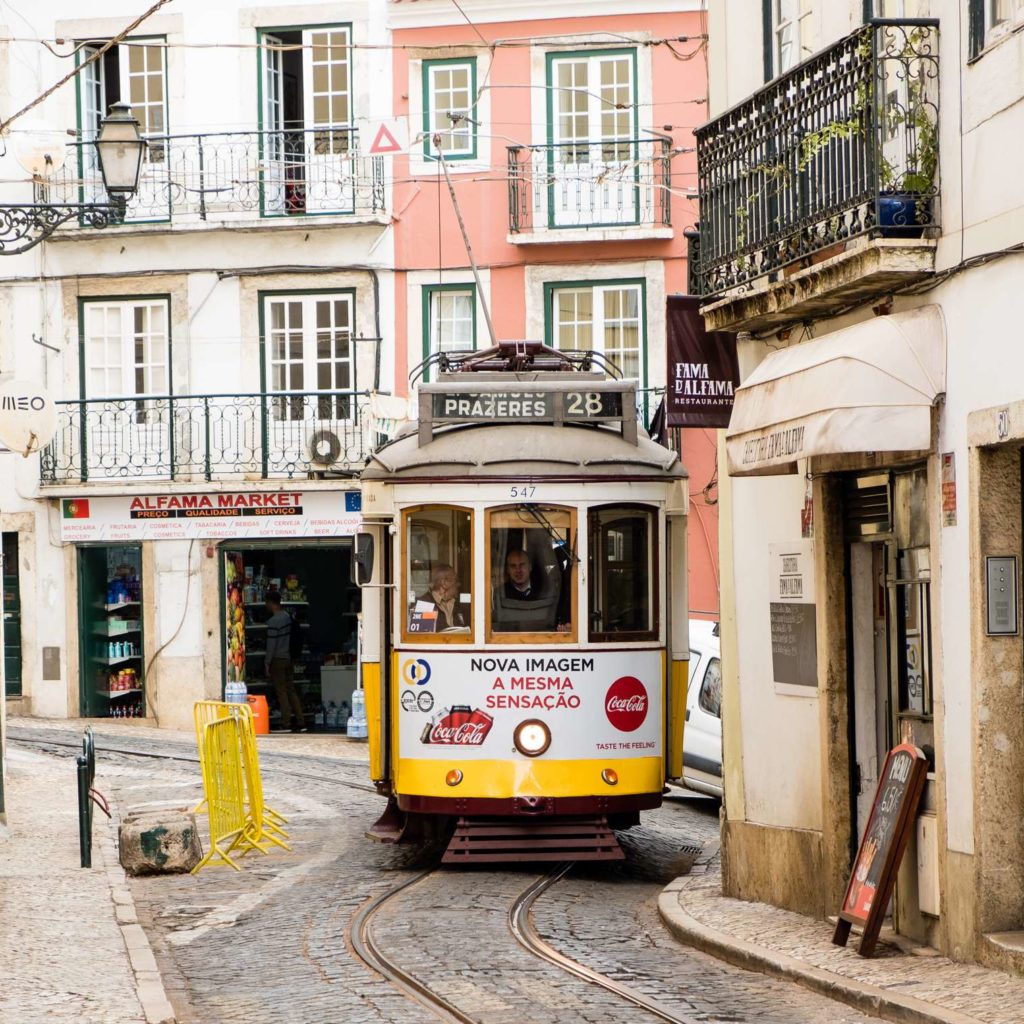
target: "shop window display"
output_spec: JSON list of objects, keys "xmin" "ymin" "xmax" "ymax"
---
[
  {"xmin": 78, "ymin": 544, "xmax": 145, "ymax": 718},
  {"xmin": 223, "ymin": 545, "xmax": 359, "ymax": 731}
]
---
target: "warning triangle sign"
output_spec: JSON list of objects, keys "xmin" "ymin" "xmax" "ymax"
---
[{"xmin": 369, "ymin": 123, "xmax": 403, "ymax": 155}]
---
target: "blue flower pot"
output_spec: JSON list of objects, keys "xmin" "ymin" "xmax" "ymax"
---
[{"xmin": 878, "ymin": 195, "xmax": 930, "ymax": 238}]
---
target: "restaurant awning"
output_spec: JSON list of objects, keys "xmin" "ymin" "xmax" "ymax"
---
[{"xmin": 725, "ymin": 305, "xmax": 946, "ymax": 476}]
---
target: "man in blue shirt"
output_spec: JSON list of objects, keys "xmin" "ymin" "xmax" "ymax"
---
[{"xmin": 265, "ymin": 590, "xmax": 306, "ymax": 732}]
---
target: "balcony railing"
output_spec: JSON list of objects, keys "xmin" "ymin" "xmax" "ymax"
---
[
  {"xmin": 508, "ymin": 138, "xmax": 672, "ymax": 233},
  {"xmin": 40, "ymin": 391, "xmax": 381, "ymax": 484},
  {"xmin": 37, "ymin": 128, "xmax": 386, "ymax": 226},
  {"xmin": 695, "ymin": 19, "xmax": 939, "ymax": 296}
]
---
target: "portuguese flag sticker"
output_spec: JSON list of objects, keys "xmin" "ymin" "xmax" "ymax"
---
[{"xmin": 63, "ymin": 499, "xmax": 90, "ymax": 520}]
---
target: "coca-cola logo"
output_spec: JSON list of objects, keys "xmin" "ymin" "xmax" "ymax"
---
[
  {"xmin": 423, "ymin": 707, "xmax": 494, "ymax": 745},
  {"xmin": 605, "ymin": 676, "xmax": 649, "ymax": 732}
]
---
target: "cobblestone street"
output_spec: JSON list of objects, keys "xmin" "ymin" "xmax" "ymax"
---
[{"xmin": 7, "ymin": 723, "xmax": 878, "ymax": 1024}]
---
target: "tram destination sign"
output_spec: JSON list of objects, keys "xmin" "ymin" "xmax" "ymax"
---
[{"xmin": 431, "ymin": 389, "xmax": 624, "ymax": 422}]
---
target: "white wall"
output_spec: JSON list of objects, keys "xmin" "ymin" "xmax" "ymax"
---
[{"xmin": 731, "ymin": 468, "xmax": 823, "ymax": 830}]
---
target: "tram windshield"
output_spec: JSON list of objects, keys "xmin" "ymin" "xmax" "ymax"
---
[
  {"xmin": 489, "ymin": 506, "xmax": 574, "ymax": 639},
  {"xmin": 588, "ymin": 506, "xmax": 657, "ymax": 640},
  {"xmin": 405, "ymin": 507, "xmax": 473, "ymax": 639}
]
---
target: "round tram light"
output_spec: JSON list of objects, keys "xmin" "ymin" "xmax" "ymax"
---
[
  {"xmin": 445, "ymin": 769, "xmax": 463, "ymax": 787},
  {"xmin": 513, "ymin": 719, "xmax": 551, "ymax": 757},
  {"xmin": 601, "ymin": 768, "xmax": 619, "ymax": 786}
]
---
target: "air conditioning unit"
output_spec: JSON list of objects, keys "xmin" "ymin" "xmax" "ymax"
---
[{"xmin": 307, "ymin": 429, "xmax": 343, "ymax": 466}]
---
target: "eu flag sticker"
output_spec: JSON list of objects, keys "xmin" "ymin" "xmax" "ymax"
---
[{"xmin": 344, "ymin": 492, "xmax": 362, "ymax": 512}]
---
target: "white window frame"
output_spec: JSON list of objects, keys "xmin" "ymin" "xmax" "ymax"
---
[
  {"xmin": 986, "ymin": 0, "xmax": 1024, "ymax": 42},
  {"xmin": 548, "ymin": 281, "xmax": 646, "ymax": 386},
  {"xmin": 424, "ymin": 58, "xmax": 476, "ymax": 160},
  {"xmin": 263, "ymin": 293, "xmax": 356, "ymax": 420},
  {"xmin": 77, "ymin": 38, "xmax": 168, "ymax": 146},
  {"xmin": 82, "ymin": 299, "xmax": 170, "ymax": 401},
  {"xmin": 770, "ymin": 0, "xmax": 812, "ymax": 78}
]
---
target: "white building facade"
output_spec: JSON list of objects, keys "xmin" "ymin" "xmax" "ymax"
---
[
  {"xmin": 704, "ymin": 0, "xmax": 1024, "ymax": 969},
  {"xmin": 0, "ymin": 1, "xmax": 395, "ymax": 735}
]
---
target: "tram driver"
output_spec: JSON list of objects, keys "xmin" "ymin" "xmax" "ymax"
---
[
  {"xmin": 414, "ymin": 563, "xmax": 470, "ymax": 632},
  {"xmin": 492, "ymin": 548, "xmax": 570, "ymax": 633}
]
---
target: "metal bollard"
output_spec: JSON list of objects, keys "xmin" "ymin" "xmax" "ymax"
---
[{"xmin": 77, "ymin": 754, "xmax": 92, "ymax": 868}]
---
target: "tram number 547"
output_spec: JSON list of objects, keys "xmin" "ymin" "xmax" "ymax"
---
[{"xmin": 510, "ymin": 484, "xmax": 536, "ymax": 499}]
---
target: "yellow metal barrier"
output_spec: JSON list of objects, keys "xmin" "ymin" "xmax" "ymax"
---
[
  {"xmin": 234, "ymin": 703, "xmax": 291, "ymax": 853},
  {"xmin": 192, "ymin": 716, "xmax": 248, "ymax": 873},
  {"xmin": 192, "ymin": 700, "xmax": 290, "ymax": 865},
  {"xmin": 192, "ymin": 700, "xmax": 231, "ymax": 814}
]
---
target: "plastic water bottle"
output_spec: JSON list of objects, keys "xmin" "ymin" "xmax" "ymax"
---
[
  {"xmin": 225, "ymin": 680, "xmax": 247, "ymax": 704},
  {"xmin": 348, "ymin": 687, "xmax": 367, "ymax": 740},
  {"xmin": 326, "ymin": 701, "xmax": 338, "ymax": 729},
  {"xmin": 314, "ymin": 704, "xmax": 325, "ymax": 729}
]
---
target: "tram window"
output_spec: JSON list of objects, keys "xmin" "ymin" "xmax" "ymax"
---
[
  {"xmin": 588, "ymin": 506, "xmax": 656, "ymax": 641},
  {"xmin": 404, "ymin": 507, "xmax": 473, "ymax": 640},
  {"xmin": 488, "ymin": 506, "xmax": 575, "ymax": 639}
]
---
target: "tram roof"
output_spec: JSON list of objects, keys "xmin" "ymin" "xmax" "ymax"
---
[{"xmin": 362, "ymin": 421, "xmax": 687, "ymax": 481}]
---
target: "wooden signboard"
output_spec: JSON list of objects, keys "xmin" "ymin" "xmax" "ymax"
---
[{"xmin": 833, "ymin": 743, "xmax": 929, "ymax": 957}]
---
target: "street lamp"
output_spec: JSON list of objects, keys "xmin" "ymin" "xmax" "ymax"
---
[{"xmin": 0, "ymin": 102, "xmax": 146, "ymax": 255}]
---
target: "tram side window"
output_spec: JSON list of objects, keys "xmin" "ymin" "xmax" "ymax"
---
[
  {"xmin": 489, "ymin": 506, "xmax": 574, "ymax": 637},
  {"xmin": 588, "ymin": 506, "xmax": 656, "ymax": 640},
  {"xmin": 405, "ymin": 507, "xmax": 472, "ymax": 638}
]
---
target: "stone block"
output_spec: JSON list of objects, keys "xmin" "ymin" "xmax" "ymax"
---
[{"xmin": 119, "ymin": 812, "xmax": 202, "ymax": 875}]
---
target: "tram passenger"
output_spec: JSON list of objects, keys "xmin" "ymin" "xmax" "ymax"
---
[
  {"xmin": 415, "ymin": 563, "xmax": 470, "ymax": 632},
  {"xmin": 493, "ymin": 549, "xmax": 570, "ymax": 633}
]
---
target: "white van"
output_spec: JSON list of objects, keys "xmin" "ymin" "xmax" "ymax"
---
[{"xmin": 682, "ymin": 619, "xmax": 723, "ymax": 797}]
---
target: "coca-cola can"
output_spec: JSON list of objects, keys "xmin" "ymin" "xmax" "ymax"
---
[
  {"xmin": 421, "ymin": 714, "xmax": 439, "ymax": 744},
  {"xmin": 467, "ymin": 708, "xmax": 493, "ymax": 731},
  {"xmin": 449, "ymin": 705, "xmax": 473, "ymax": 728}
]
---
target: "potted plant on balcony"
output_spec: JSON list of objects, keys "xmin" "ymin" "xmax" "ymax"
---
[{"xmin": 877, "ymin": 85, "xmax": 938, "ymax": 239}]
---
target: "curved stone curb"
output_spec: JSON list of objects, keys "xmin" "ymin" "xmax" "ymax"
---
[
  {"xmin": 98, "ymin": 806, "xmax": 178, "ymax": 1024},
  {"xmin": 657, "ymin": 878, "xmax": 984, "ymax": 1024}
]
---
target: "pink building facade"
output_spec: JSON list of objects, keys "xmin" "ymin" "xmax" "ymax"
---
[{"xmin": 387, "ymin": 0, "xmax": 719, "ymax": 621}]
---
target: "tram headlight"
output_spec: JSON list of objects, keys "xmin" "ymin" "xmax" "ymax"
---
[
  {"xmin": 513, "ymin": 719, "xmax": 551, "ymax": 757},
  {"xmin": 445, "ymin": 769, "xmax": 463, "ymax": 787}
]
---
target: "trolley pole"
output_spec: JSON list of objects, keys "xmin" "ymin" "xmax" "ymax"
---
[{"xmin": 434, "ymin": 139, "xmax": 498, "ymax": 349}]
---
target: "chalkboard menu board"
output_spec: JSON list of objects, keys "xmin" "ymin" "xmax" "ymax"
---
[
  {"xmin": 769, "ymin": 601, "xmax": 817, "ymax": 687},
  {"xmin": 833, "ymin": 743, "xmax": 929, "ymax": 957}
]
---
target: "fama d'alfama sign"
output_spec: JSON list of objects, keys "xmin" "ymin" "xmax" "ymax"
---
[{"xmin": 666, "ymin": 296, "xmax": 740, "ymax": 429}]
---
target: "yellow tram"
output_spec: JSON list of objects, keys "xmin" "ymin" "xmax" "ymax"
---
[{"xmin": 355, "ymin": 342, "xmax": 689, "ymax": 862}]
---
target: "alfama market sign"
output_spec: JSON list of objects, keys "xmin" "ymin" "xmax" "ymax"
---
[{"xmin": 58, "ymin": 490, "xmax": 362, "ymax": 541}]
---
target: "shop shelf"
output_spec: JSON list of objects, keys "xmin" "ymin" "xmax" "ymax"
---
[
  {"xmin": 96, "ymin": 688, "xmax": 142, "ymax": 698},
  {"xmin": 94, "ymin": 622, "xmax": 141, "ymax": 637},
  {"xmin": 244, "ymin": 600, "xmax": 308, "ymax": 607},
  {"xmin": 103, "ymin": 601, "xmax": 140, "ymax": 612},
  {"xmin": 246, "ymin": 649, "xmax": 267, "ymax": 656},
  {"xmin": 98, "ymin": 655, "xmax": 141, "ymax": 666}
]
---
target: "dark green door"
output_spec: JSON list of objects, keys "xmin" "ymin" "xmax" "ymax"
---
[
  {"xmin": 2, "ymin": 533, "xmax": 21, "ymax": 698},
  {"xmin": 78, "ymin": 546, "xmax": 108, "ymax": 717}
]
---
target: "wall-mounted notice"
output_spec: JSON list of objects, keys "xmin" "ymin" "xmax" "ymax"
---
[{"xmin": 769, "ymin": 541, "xmax": 817, "ymax": 691}]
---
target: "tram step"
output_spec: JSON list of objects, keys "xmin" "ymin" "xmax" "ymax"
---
[{"xmin": 442, "ymin": 816, "xmax": 625, "ymax": 863}]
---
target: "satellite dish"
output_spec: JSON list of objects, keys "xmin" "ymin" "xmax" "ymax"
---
[{"xmin": 0, "ymin": 379, "xmax": 58, "ymax": 456}]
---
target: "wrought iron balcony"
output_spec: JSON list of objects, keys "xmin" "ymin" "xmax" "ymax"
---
[
  {"xmin": 39, "ymin": 391, "xmax": 382, "ymax": 484},
  {"xmin": 508, "ymin": 137, "xmax": 672, "ymax": 235},
  {"xmin": 695, "ymin": 19, "xmax": 939, "ymax": 297},
  {"xmin": 36, "ymin": 127, "xmax": 387, "ymax": 228}
]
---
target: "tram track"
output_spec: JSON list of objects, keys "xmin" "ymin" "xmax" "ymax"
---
[
  {"xmin": 5, "ymin": 727, "xmax": 379, "ymax": 794},
  {"xmin": 349, "ymin": 860, "xmax": 707, "ymax": 1024}
]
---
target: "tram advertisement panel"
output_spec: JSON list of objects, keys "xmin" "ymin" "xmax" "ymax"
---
[{"xmin": 396, "ymin": 650, "xmax": 663, "ymax": 760}]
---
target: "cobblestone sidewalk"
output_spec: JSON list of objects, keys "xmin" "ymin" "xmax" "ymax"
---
[
  {"xmin": 0, "ymin": 745, "xmax": 174, "ymax": 1024},
  {"xmin": 659, "ymin": 846, "xmax": 1024, "ymax": 1024}
]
